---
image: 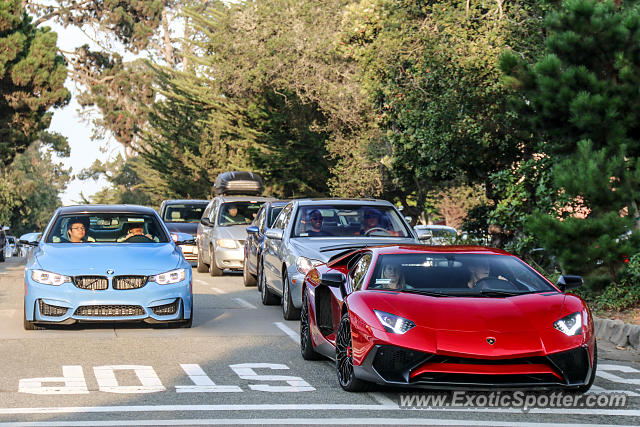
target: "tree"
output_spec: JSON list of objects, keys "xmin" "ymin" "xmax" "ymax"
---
[
  {"xmin": 501, "ymin": 0, "xmax": 640, "ymax": 278},
  {"xmin": 0, "ymin": 0, "xmax": 69, "ymax": 166}
]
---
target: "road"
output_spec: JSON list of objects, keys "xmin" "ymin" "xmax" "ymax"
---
[{"xmin": 1, "ymin": 256, "xmax": 639, "ymax": 426}]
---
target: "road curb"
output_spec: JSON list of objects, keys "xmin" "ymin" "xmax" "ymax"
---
[{"xmin": 594, "ymin": 316, "xmax": 640, "ymax": 350}]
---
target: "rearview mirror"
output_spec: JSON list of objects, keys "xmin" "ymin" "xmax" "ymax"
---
[{"xmin": 556, "ymin": 275, "xmax": 583, "ymax": 292}]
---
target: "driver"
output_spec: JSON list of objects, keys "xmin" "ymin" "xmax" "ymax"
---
[
  {"xmin": 467, "ymin": 258, "xmax": 490, "ymax": 288},
  {"xmin": 119, "ymin": 223, "xmax": 153, "ymax": 242},
  {"xmin": 358, "ymin": 208, "xmax": 400, "ymax": 236}
]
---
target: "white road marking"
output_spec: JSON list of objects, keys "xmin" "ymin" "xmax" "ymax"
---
[
  {"xmin": 0, "ymin": 405, "xmax": 639, "ymax": 416},
  {"xmin": 18, "ymin": 366, "xmax": 88, "ymax": 395},
  {"xmin": 589, "ymin": 385, "xmax": 640, "ymax": 396},
  {"xmin": 234, "ymin": 298, "xmax": 257, "ymax": 309},
  {"xmin": 93, "ymin": 366, "xmax": 165, "ymax": 394},
  {"xmin": 274, "ymin": 322, "xmax": 298, "ymax": 343},
  {"xmin": 194, "ymin": 279, "xmax": 209, "ymax": 286},
  {"xmin": 176, "ymin": 364, "xmax": 241, "ymax": 393},
  {"xmin": 210, "ymin": 287, "xmax": 226, "ymax": 294},
  {"xmin": 597, "ymin": 364, "xmax": 640, "ymax": 386},
  {"xmin": 368, "ymin": 392, "xmax": 399, "ymax": 408},
  {"xmin": 229, "ymin": 363, "xmax": 315, "ymax": 392},
  {"xmin": 0, "ymin": 419, "xmax": 636, "ymax": 426}
]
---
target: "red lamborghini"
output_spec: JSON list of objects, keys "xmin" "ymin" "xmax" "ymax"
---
[{"xmin": 300, "ymin": 245, "xmax": 596, "ymax": 392}]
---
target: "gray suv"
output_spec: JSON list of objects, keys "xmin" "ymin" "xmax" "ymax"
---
[{"xmin": 196, "ymin": 195, "xmax": 274, "ymax": 275}]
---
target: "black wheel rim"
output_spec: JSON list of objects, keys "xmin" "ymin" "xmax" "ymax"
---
[
  {"xmin": 336, "ymin": 317, "xmax": 353, "ymax": 386},
  {"xmin": 300, "ymin": 291, "xmax": 310, "ymax": 352}
]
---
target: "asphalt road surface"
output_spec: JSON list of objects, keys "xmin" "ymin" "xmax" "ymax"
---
[{"xmin": 1, "ymin": 256, "xmax": 639, "ymax": 426}]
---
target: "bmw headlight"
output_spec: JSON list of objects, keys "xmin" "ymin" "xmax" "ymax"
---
[
  {"xmin": 149, "ymin": 269, "xmax": 186, "ymax": 285},
  {"xmin": 296, "ymin": 256, "xmax": 323, "ymax": 275},
  {"xmin": 554, "ymin": 312, "xmax": 582, "ymax": 336},
  {"xmin": 31, "ymin": 270, "xmax": 72, "ymax": 286},
  {"xmin": 374, "ymin": 310, "xmax": 416, "ymax": 334},
  {"xmin": 217, "ymin": 239, "xmax": 238, "ymax": 249}
]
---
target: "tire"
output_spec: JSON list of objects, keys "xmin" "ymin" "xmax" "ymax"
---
[
  {"xmin": 282, "ymin": 273, "xmax": 300, "ymax": 320},
  {"xmin": 257, "ymin": 260, "xmax": 264, "ymax": 292},
  {"xmin": 571, "ymin": 343, "xmax": 598, "ymax": 394},
  {"xmin": 209, "ymin": 247, "xmax": 223, "ymax": 277},
  {"xmin": 23, "ymin": 303, "xmax": 43, "ymax": 331},
  {"xmin": 336, "ymin": 312, "xmax": 372, "ymax": 392},
  {"xmin": 260, "ymin": 265, "xmax": 280, "ymax": 305},
  {"xmin": 196, "ymin": 248, "xmax": 208, "ymax": 273},
  {"xmin": 0, "ymin": 250, "xmax": 4, "ymax": 262},
  {"xmin": 243, "ymin": 259, "xmax": 257, "ymax": 287},
  {"xmin": 300, "ymin": 288, "xmax": 322, "ymax": 360}
]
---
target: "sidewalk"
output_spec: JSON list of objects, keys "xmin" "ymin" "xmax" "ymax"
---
[{"xmin": 594, "ymin": 316, "xmax": 640, "ymax": 354}]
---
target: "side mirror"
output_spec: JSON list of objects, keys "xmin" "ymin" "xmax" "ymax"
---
[
  {"xmin": 200, "ymin": 218, "xmax": 212, "ymax": 227},
  {"xmin": 19, "ymin": 239, "xmax": 39, "ymax": 247},
  {"xmin": 321, "ymin": 271, "xmax": 347, "ymax": 297},
  {"xmin": 265, "ymin": 228, "xmax": 284, "ymax": 240},
  {"xmin": 404, "ymin": 216, "xmax": 412, "ymax": 224},
  {"xmin": 416, "ymin": 229, "xmax": 432, "ymax": 241},
  {"xmin": 173, "ymin": 232, "xmax": 195, "ymax": 246},
  {"xmin": 246, "ymin": 225, "xmax": 259, "ymax": 235},
  {"xmin": 556, "ymin": 275, "xmax": 583, "ymax": 292}
]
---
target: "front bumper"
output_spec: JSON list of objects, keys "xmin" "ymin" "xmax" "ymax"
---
[
  {"xmin": 353, "ymin": 344, "xmax": 593, "ymax": 390},
  {"xmin": 25, "ymin": 276, "xmax": 192, "ymax": 324},
  {"xmin": 214, "ymin": 246, "xmax": 244, "ymax": 270}
]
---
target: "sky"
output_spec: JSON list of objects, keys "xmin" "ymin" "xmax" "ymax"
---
[{"xmin": 47, "ymin": 25, "xmax": 124, "ymax": 206}]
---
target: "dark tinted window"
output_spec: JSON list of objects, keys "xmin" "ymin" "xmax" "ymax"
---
[{"xmin": 217, "ymin": 201, "xmax": 264, "ymax": 226}]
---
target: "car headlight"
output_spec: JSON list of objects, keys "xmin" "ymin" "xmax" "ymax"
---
[
  {"xmin": 31, "ymin": 270, "xmax": 72, "ymax": 286},
  {"xmin": 296, "ymin": 256, "xmax": 323, "ymax": 275},
  {"xmin": 149, "ymin": 269, "xmax": 186, "ymax": 285},
  {"xmin": 216, "ymin": 239, "xmax": 238, "ymax": 249},
  {"xmin": 374, "ymin": 310, "xmax": 416, "ymax": 334},
  {"xmin": 554, "ymin": 312, "xmax": 582, "ymax": 336}
]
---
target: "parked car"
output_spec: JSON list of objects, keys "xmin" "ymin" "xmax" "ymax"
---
[
  {"xmin": 413, "ymin": 224, "xmax": 458, "ymax": 245},
  {"xmin": 5, "ymin": 235, "xmax": 18, "ymax": 257},
  {"xmin": 21, "ymin": 204, "xmax": 194, "ymax": 330},
  {"xmin": 18, "ymin": 232, "xmax": 42, "ymax": 258},
  {"xmin": 243, "ymin": 200, "xmax": 288, "ymax": 287},
  {"xmin": 159, "ymin": 199, "xmax": 209, "ymax": 264},
  {"xmin": 0, "ymin": 226, "xmax": 7, "ymax": 262},
  {"xmin": 259, "ymin": 199, "xmax": 430, "ymax": 320},
  {"xmin": 301, "ymin": 244, "xmax": 595, "ymax": 393},
  {"xmin": 197, "ymin": 195, "xmax": 274, "ymax": 275}
]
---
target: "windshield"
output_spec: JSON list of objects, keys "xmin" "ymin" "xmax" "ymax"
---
[
  {"xmin": 45, "ymin": 214, "xmax": 169, "ymax": 243},
  {"xmin": 367, "ymin": 253, "xmax": 555, "ymax": 295},
  {"xmin": 163, "ymin": 202, "xmax": 208, "ymax": 223},
  {"xmin": 218, "ymin": 201, "xmax": 264, "ymax": 226},
  {"xmin": 292, "ymin": 205, "xmax": 411, "ymax": 238}
]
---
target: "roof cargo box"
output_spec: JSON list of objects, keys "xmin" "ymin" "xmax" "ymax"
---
[{"xmin": 214, "ymin": 171, "xmax": 264, "ymax": 196}]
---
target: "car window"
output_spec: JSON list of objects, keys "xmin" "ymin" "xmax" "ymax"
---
[
  {"xmin": 163, "ymin": 203, "xmax": 208, "ymax": 223},
  {"xmin": 202, "ymin": 201, "xmax": 214, "ymax": 220},
  {"xmin": 367, "ymin": 253, "xmax": 556, "ymax": 294},
  {"xmin": 217, "ymin": 201, "xmax": 264, "ymax": 226},
  {"xmin": 291, "ymin": 204, "xmax": 411, "ymax": 238},
  {"xmin": 272, "ymin": 203, "xmax": 293, "ymax": 230},
  {"xmin": 350, "ymin": 253, "xmax": 372, "ymax": 292},
  {"xmin": 268, "ymin": 206, "xmax": 284, "ymax": 228},
  {"xmin": 45, "ymin": 214, "xmax": 169, "ymax": 243},
  {"xmin": 255, "ymin": 207, "xmax": 266, "ymax": 232}
]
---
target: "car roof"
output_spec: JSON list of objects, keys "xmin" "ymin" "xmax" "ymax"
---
[
  {"xmin": 367, "ymin": 244, "xmax": 511, "ymax": 256},
  {"xmin": 293, "ymin": 198, "xmax": 393, "ymax": 206},
  {"xmin": 57, "ymin": 205, "xmax": 158, "ymax": 215},
  {"xmin": 215, "ymin": 195, "xmax": 276, "ymax": 202},
  {"xmin": 161, "ymin": 199, "xmax": 209, "ymax": 205}
]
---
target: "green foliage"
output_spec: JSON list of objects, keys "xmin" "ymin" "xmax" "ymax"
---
[{"xmin": 0, "ymin": 1, "xmax": 69, "ymax": 166}]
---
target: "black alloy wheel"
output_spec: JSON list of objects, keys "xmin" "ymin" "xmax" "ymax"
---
[
  {"xmin": 209, "ymin": 247, "xmax": 223, "ymax": 277},
  {"xmin": 260, "ymin": 265, "xmax": 280, "ymax": 305},
  {"xmin": 300, "ymin": 289, "xmax": 322, "ymax": 360},
  {"xmin": 336, "ymin": 312, "xmax": 371, "ymax": 392},
  {"xmin": 282, "ymin": 274, "xmax": 301, "ymax": 320}
]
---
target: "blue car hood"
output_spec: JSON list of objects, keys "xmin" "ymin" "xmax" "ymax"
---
[
  {"xmin": 34, "ymin": 243, "xmax": 183, "ymax": 276},
  {"xmin": 289, "ymin": 236, "xmax": 418, "ymax": 262}
]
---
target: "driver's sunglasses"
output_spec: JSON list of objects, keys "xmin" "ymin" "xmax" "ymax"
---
[{"xmin": 310, "ymin": 216, "xmax": 323, "ymax": 221}]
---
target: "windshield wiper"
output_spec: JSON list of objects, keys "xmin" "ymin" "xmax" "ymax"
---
[
  {"xmin": 476, "ymin": 289, "xmax": 525, "ymax": 297},
  {"xmin": 396, "ymin": 289, "xmax": 453, "ymax": 297}
]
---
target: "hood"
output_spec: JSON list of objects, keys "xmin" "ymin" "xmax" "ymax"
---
[
  {"xmin": 361, "ymin": 291, "xmax": 567, "ymax": 357},
  {"xmin": 215, "ymin": 224, "xmax": 249, "ymax": 240},
  {"xmin": 165, "ymin": 222, "xmax": 198, "ymax": 236},
  {"xmin": 290, "ymin": 237, "xmax": 417, "ymax": 262},
  {"xmin": 34, "ymin": 243, "xmax": 183, "ymax": 276}
]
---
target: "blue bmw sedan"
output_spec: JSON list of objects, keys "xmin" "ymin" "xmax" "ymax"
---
[{"xmin": 22, "ymin": 205, "xmax": 193, "ymax": 330}]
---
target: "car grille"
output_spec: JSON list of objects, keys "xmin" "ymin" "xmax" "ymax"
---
[
  {"xmin": 372, "ymin": 346, "xmax": 430, "ymax": 382},
  {"xmin": 151, "ymin": 299, "xmax": 179, "ymax": 315},
  {"xmin": 74, "ymin": 276, "xmax": 108, "ymax": 290},
  {"xmin": 39, "ymin": 300, "xmax": 68, "ymax": 317},
  {"xmin": 113, "ymin": 275, "xmax": 147, "ymax": 290},
  {"xmin": 74, "ymin": 305, "xmax": 145, "ymax": 317}
]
